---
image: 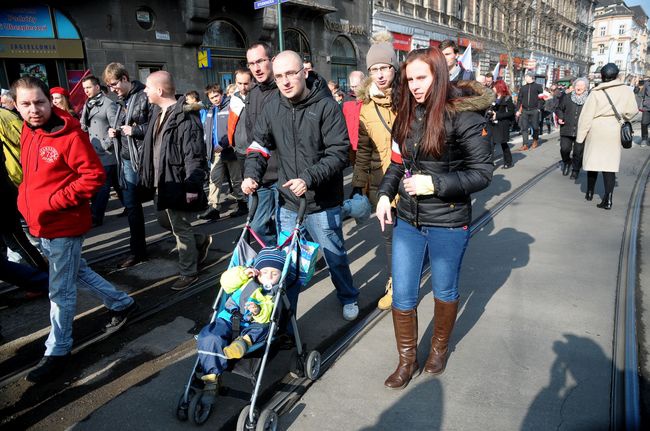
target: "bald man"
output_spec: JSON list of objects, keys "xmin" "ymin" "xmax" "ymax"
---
[
  {"xmin": 140, "ymin": 71, "xmax": 211, "ymax": 291},
  {"xmin": 242, "ymin": 50, "xmax": 360, "ymax": 321}
]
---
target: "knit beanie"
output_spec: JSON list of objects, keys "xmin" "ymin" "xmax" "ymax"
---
[
  {"xmin": 366, "ymin": 32, "xmax": 396, "ymax": 70},
  {"xmin": 254, "ymin": 247, "xmax": 286, "ymax": 272}
]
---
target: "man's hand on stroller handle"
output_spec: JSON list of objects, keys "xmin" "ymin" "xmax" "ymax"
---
[
  {"xmin": 283, "ymin": 178, "xmax": 307, "ymax": 196},
  {"xmin": 242, "ymin": 178, "xmax": 258, "ymax": 195},
  {"xmin": 245, "ymin": 301, "xmax": 261, "ymax": 316}
]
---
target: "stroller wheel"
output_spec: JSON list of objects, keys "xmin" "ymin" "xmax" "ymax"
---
[
  {"xmin": 256, "ymin": 408, "xmax": 279, "ymax": 431},
  {"xmin": 189, "ymin": 391, "xmax": 213, "ymax": 425},
  {"xmin": 236, "ymin": 405, "xmax": 258, "ymax": 431},
  {"xmin": 175, "ymin": 389, "xmax": 195, "ymax": 421},
  {"xmin": 306, "ymin": 350, "xmax": 321, "ymax": 381}
]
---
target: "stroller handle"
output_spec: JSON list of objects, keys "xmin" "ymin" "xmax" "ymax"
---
[
  {"xmin": 248, "ymin": 192, "xmax": 259, "ymax": 221},
  {"xmin": 296, "ymin": 196, "xmax": 307, "ymax": 224}
]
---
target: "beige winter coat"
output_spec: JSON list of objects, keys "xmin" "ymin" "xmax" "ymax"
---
[
  {"xmin": 351, "ymin": 79, "xmax": 396, "ymax": 206},
  {"xmin": 576, "ymin": 79, "xmax": 638, "ymax": 173}
]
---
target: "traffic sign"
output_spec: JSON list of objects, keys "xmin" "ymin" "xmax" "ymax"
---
[{"xmin": 254, "ymin": 0, "xmax": 288, "ymax": 9}]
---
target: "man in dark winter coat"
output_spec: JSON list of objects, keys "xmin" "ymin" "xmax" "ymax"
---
[
  {"xmin": 515, "ymin": 72, "xmax": 544, "ymax": 150},
  {"xmin": 103, "ymin": 63, "xmax": 150, "ymax": 268},
  {"xmin": 80, "ymin": 75, "xmax": 121, "ymax": 227},
  {"xmin": 440, "ymin": 39, "xmax": 475, "ymax": 82},
  {"xmin": 140, "ymin": 71, "xmax": 211, "ymax": 291},
  {"xmin": 242, "ymin": 50, "xmax": 360, "ymax": 321},
  {"xmin": 555, "ymin": 77, "xmax": 589, "ymax": 178},
  {"xmin": 244, "ymin": 42, "xmax": 280, "ymax": 247}
]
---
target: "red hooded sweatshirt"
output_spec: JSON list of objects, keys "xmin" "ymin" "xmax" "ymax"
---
[{"xmin": 17, "ymin": 107, "xmax": 106, "ymax": 239}]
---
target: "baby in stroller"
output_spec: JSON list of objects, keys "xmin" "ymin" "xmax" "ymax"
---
[{"xmin": 197, "ymin": 247, "xmax": 286, "ymax": 384}]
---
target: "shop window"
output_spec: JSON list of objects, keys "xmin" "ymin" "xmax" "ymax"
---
[
  {"xmin": 201, "ymin": 20, "xmax": 247, "ymax": 89},
  {"xmin": 203, "ymin": 21, "xmax": 246, "ymax": 51},
  {"xmin": 137, "ymin": 64, "xmax": 164, "ymax": 82}
]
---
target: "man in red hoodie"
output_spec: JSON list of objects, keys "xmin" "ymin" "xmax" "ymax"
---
[{"xmin": 12, "ymin": 77, "xmax": 137, "ymax": 384}]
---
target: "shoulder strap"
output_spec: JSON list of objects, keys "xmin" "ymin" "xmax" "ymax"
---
[
  {"xmin": 602, "ymin": 89, "xmax": 623, "ymax": 124},
  {"xmin": 373, "ymin": 101, "xmax": 392, "ymax": 134},
  {"xmin": 237, "ymin": 279, "xmax": 261, "ymax": 312}
]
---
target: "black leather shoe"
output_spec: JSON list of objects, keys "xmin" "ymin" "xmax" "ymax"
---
[
  {"xmin": 569, "ymin": 171, "xmax": 578, "ymax": 180},
  {"xmin": 562, "ymin": 163, "xmax": 571, "ymax": 176},
  {"xmin": 26, "ymin": 354, "xmax": 70, "ymax": 383},
  {"xmin": 585, "ymin": 190, "xmax": 594, "ymax": 201},
  {"xmin": 198, "ymin": 207, "xmax": 220, "ymax": 221},
  {"xmin": 597, "ymin": 194, "xmax": 612, "ymax": 210},
  {"xmin": 502, "ymin": 163, "xmax": 511, "ymax": 169}
]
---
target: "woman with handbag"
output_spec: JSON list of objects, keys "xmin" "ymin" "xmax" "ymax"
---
[
  {"xmin": 350, "ymin": 32, "xmax": 400, "ymax": 310},
  {"xmin": 576, "ymin": 63, "xmax": 638, "ymax": 209},
  {"xmin": 375, "ymin": 47, "xmax": 493, "ymax": 389},
  {"xmin": 486, "ymin": 80, "xmax": 516, "ymax": 169}
]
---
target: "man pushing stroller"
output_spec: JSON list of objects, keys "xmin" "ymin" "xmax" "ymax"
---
[{"xmin": 197, "ymin": 247, "xmax": 286, "ymax": 384}]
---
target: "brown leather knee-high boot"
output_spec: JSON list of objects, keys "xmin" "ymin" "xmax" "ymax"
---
[
  {"xmin": 424, "ymin": 298, "xmax": 459, "ymax": 375},
  {"xmin": 384, "ymin": 308, "xmax": 419, "ymax": 390}
]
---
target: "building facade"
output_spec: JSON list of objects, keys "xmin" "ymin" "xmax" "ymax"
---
[
  {"xmin": 372, "ymin": 0, "xmax": 596, "ymax": 86},
  {"xmin": 0, "ymin": 1, "xmax": 371, "ymax": 95},
  {"xmin": 590, "ymin": 1, "xmax": 648, "ymax": 83}
]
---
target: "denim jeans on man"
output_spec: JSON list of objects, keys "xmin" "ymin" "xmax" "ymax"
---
[
  {"xmin": 91, "ymin": 164, "xmax": 122, "ymax": 225},
  {"xmin": 278, "ymin": 205, "xmax": 358, "ymax": 312},
  {"xmin": 519, "ymin": 109, "xmax": 540, "ymax": 146},
  {"xmin": 250, "ymin": 184, "xmax": 278, "ymax": 247},
  {"xmin": 120, "ymin": 159, "xmax": 147, "ymax": 259},
  {"xmin": 391, "ymin": 218, "xmax": 469, "ymax": 310},
  {"xmin": 40, "ymin": 236, "xmax": 134, "ymax": 356}
]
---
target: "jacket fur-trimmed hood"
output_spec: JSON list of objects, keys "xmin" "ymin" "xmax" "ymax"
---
[
  {"xmin": 183, "ymin": 101, "xmax": 205, "ymax": 113},
  {"xmin": 356, "ymin": 77, "xmax": 392, "ymax": 105},
  {"xmin": 450, "ymin": 80, "xmax": 495, "ymax": 112}
]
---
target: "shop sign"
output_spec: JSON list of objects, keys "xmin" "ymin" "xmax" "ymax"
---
[
  {"xmin": 458, "ymin": 38, "xmax": 482, "ymax": 50},
  {"xmin": 0, "ymin": 7, "xmax": 54, "ymax": 39},
  {"xmin": 324, "ymin": 17, "xmax": 368, "ymax": 36},
  {"xmin": 430, "ymin": 40, "xmax": 441, "ymax": 47},
  {"xmin": 0, "ymin": 38, "xmax": 83, "ymax": 58},
  {"xmin": 523, "ymin": 59, "xmax": 537, "ymax": 69},
  {"xmin": 197, "ymin": 49, "xmax": 212, "ymax": 69},
  {"xmin": 155, "ymin": 31, "xmax": 170, "ymax": 41},
  {"xmin": 392, "ymin": 32, "xmax": 412, "ymax": 52}
]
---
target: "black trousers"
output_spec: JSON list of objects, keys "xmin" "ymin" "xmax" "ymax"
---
[
  {"xmin": 587, "ymin": 171, "xmax": 615, "ymax": 195},
  {"xmin": 560, "ymin": 136, "xmax": 584, "ymax": 172},
  {"xmin": 519, "ymin": 109, "xmax": 540, "ymax": 145},
  {"xmin": 641, "ymin": 112, "xmax": 650, "ymax": 140}
]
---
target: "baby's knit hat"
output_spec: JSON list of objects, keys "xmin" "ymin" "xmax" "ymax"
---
[
  {"xmin": 366, "ymin": 31, "xmax": 397, "ymax": 70},
  {"xmin": 254, "ymin": 247, "xmax": 286, "ymax": 272}
]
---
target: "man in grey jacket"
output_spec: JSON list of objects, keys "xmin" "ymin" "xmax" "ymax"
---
[{"xmin": 81, "ymin": 75, "xmax": 122, "ymax": 227}]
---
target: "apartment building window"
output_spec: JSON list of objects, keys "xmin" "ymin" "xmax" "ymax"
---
[
  {"xmin": 598, "ymin": 44, "xmax": 605, "ymax": 54},
  {"xmin": 615, "ymin": 60, "xmax": 622, "ymax": 69},
  {"xmin": 600, "ymin": 26, "xmax": 606, "ymax": 36},
  {"xmin": 618, "ymin": 24, "xmax": 625, "ymax": 35},
  {"xmin": 617, "ymin": 42, "xmax": 623, "ymax": 53}
]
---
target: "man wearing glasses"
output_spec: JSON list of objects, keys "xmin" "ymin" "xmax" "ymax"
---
[
  {"xmin": 244, "ymin": 42, "xmax": 280, "ymax": 247},
  {"xmin": 102, "ymin": 63, "xmax": 150, "ymax": 268},
  {"xmin": 242, "ymin": 50, "xmax": 360, "ymax": 321}
]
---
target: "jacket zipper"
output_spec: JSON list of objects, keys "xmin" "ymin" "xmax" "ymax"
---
[{"xmin": 292, "ymin": 107, "xmax": 297, "ymax": 199}]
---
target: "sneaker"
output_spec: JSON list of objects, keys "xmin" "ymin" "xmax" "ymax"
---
[
  {"xmin": 640, "ymin": 140, "xmax": 648, "ymax": 147},
  {"xmin": 26, "ymin": 354, "xmax": 70, "ymax": 383},
  {"xmin": 198, "ymin": 236, "xmax": 212, "ymax": 265},
  {"xmin": 171, "ymin": 275, "xmax": 198, "ymax": 291},
  {"xmin": 201, "ymin": 373, "xmax": 219, "ymax": 383},
  {"xmin": 105, "ymin": 300, "xmax": 138, "ymax": 332},
  {"xmin": 343, "ymin": 302, "xmax": 359, "ymax": 321}
]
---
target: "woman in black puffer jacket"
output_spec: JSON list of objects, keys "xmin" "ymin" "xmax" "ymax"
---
[{"xmin": 376, "ymin": 47, "xmax": 493, "ymax": 390}]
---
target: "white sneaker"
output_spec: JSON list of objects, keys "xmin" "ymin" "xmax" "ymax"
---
[{"xmin": 343, "ymin": 302, "xmax": 359, "ymax": 321}]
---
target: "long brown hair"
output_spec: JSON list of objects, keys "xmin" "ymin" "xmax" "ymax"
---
[{"xmin": 392, "ymin": 47, "xmax": 453, "ymax": 158}]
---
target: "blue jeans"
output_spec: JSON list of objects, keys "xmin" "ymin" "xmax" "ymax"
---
[
  {"xmin": 121, "ymin": 159, "xmax": 147, "ymax": 258},
  {"xmin": 250, "ymin": 184, "xmax": 278, "ymax": 247},
  {"xmin": 197, "ymin": 318, "xmax": 269, "ymax": 375},
  {"xmin": 91, "ymin": 164, "xmax": 121, "ymax": 225},
  {"xmin": 391, "ymin": 218, "xmax": 469, "ymax": 310},
  {"xmin": 40, "ymin": 236, "xmax": 134, "ymax": 356},
  {"xmin": 278, "ymin": 205, "xmax": 358, "ymax": 308}
]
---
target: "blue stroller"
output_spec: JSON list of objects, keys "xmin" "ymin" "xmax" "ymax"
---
[{"xmin": 175, "ymin": 196, "xmax": 321, "ymax": 430}]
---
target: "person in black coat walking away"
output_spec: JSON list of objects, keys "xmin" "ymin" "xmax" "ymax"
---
[
  {"xmin": 486, "ymin": 80, "xmax": 516, "ymax": 169},
  {"xmin": 375, "ymin": 47, "xmax": 493, "ymax": 390},
  {"xmin": 555, "ymin": 77, "xmax": 589, "ymax": 179}
]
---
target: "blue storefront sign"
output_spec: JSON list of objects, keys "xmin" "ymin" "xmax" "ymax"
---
[{"xmin": 0, "ymin": 7, "xmax": 55, "ymax": 39}]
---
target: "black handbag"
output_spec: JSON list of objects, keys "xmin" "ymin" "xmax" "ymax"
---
[{"xmin": 603, "ymin": 89, "xmax": 633, "ymax": 149}]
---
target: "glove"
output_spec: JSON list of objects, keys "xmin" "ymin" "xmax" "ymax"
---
[{"xmin": 349, "ymin": 187, "xmax": 363, "ymax": 199}]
